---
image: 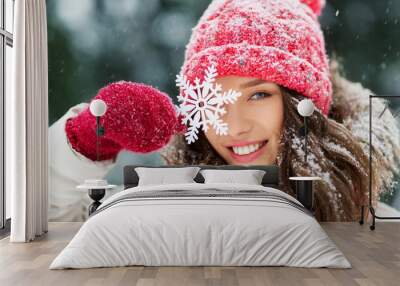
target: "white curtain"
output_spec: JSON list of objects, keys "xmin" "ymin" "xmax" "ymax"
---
[{"xmin": 7, "ymin": 0, "xmax": 48, "ymax": 242}]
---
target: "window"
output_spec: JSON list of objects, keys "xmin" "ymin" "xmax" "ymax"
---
[{"xmin": 0, "ymin": 0, "xmax": 14, "ymax": 234}]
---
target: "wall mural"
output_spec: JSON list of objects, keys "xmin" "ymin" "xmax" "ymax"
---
[{"xmin": 47, "ymin": 0, "xmax": 400, "ymax": 222}]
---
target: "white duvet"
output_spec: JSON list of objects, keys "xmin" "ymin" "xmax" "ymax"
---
[{"xmin": 50, "ymin": 183, "xmax": 351, "ymax": 269}]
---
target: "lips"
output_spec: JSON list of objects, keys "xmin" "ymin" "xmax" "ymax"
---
[{"xmin": 226, "ymin": 140, "xmax": 268, "ymax": 163}]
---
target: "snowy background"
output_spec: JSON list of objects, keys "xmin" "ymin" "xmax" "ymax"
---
[{"xmin": 47, "ymin": 0, "xmax": 400, "ymax": 210}]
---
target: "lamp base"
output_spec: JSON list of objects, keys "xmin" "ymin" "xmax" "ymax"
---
[{"xmin": 88, "ymin": 188, "xmax": 105, "ymax": 215}]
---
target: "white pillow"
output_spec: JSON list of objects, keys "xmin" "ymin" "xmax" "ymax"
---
[
  {"xmin": 200, "ymin": 169, "xmax": 266, "ymax": 185},
  {"xmin": 135, "ymin": 167, "xmax": 200, "ymax": 186}
]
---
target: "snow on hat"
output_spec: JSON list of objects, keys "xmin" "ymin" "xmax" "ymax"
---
[{"xmin": 180, "ymin": 0, "xmax": 332, "ymax": 115}]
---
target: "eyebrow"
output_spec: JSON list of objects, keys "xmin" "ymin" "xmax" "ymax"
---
[{"xmin": 239, "ymin": 79, "xmax": 268, "ymax": 89}]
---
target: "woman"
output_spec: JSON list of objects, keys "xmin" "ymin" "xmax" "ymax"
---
[
  {"xmin": 49, "ymin": 0, "xmax": 400, "ymax": 221},
  {"xmin": 163, "ymin": 61, "xmax": 399, "ymax": 221},
  {"xmin": 161, "ymin": 0, "xmax": 400, "ymax": 221}
]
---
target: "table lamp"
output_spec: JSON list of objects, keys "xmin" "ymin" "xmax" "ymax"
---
[
  {"xmin": 78, "ymin": 99, "xmax": 111, "ymax": 215},
  {"xmin": 292, "ymin": 99, "xmax": 317, "ymax": 214}
]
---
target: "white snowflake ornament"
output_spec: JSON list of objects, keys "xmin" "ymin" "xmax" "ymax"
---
[{"xmin": 176, "ymin": 65, "xmax": 242, "ymax": 144}]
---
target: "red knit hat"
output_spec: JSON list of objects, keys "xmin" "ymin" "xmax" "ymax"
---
[{"xmin": 181, "ymin": 0, "xmax": 331, "ymax": 115}]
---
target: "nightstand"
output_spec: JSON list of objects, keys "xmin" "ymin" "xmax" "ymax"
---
[
  {"xmin": 289, "ymin": 176, "xmax": 321, "ymax": 212},
  {"xmin": 77, "ymin": 181, "xmax": 116, "ymax": 215}
]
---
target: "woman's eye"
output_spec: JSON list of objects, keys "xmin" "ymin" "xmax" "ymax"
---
[{"xmin": 249, "ymin": 92, "xmax": 272, "ymax": 101}]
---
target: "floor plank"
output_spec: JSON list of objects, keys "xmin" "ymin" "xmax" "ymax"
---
[{"xmin": 0, "ymin": 222, "xmax": 399, "ymax": 286}]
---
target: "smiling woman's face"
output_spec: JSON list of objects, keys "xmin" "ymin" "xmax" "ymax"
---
[{"xmin": 205, "ymin": 76, "xmax": 284, "ymax": 165}]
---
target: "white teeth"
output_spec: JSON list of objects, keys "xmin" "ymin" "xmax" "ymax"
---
[{"xmin": 232, "ymin": 143, "xmax": 264, "ymax": 155}]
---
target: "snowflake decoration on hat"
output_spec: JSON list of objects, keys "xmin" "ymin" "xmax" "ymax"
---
[{"xmin": 176, "ymin": 65, "xmax": 242, "ymax": 144}]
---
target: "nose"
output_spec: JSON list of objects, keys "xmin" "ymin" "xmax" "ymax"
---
[{"xmin": 222, "ymin": 103, "xmax": 252, "ymax": 139}]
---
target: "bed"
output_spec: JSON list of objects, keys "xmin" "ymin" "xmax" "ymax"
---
[{"xmin": 50, "ymin": 165, "xmax": 350, "ymax": 269}]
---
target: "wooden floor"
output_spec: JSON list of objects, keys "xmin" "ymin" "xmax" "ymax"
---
[{"xmin": 0, "ymin": 222, "xmax": 399, "ymax": 286}]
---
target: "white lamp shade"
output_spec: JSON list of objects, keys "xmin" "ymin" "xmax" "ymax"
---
[
  {"xmin": 297, "ymin": 99, "xmax": 315, "ymax": 117},
  {"xmin": 90, "ymin": 99, "xmax": 107, "ymax": 117}
]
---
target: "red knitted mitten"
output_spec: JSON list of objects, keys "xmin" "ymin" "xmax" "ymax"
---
[{"xmin": 65, "ymin": 81, "xmax": 184, "ymax": 161}]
